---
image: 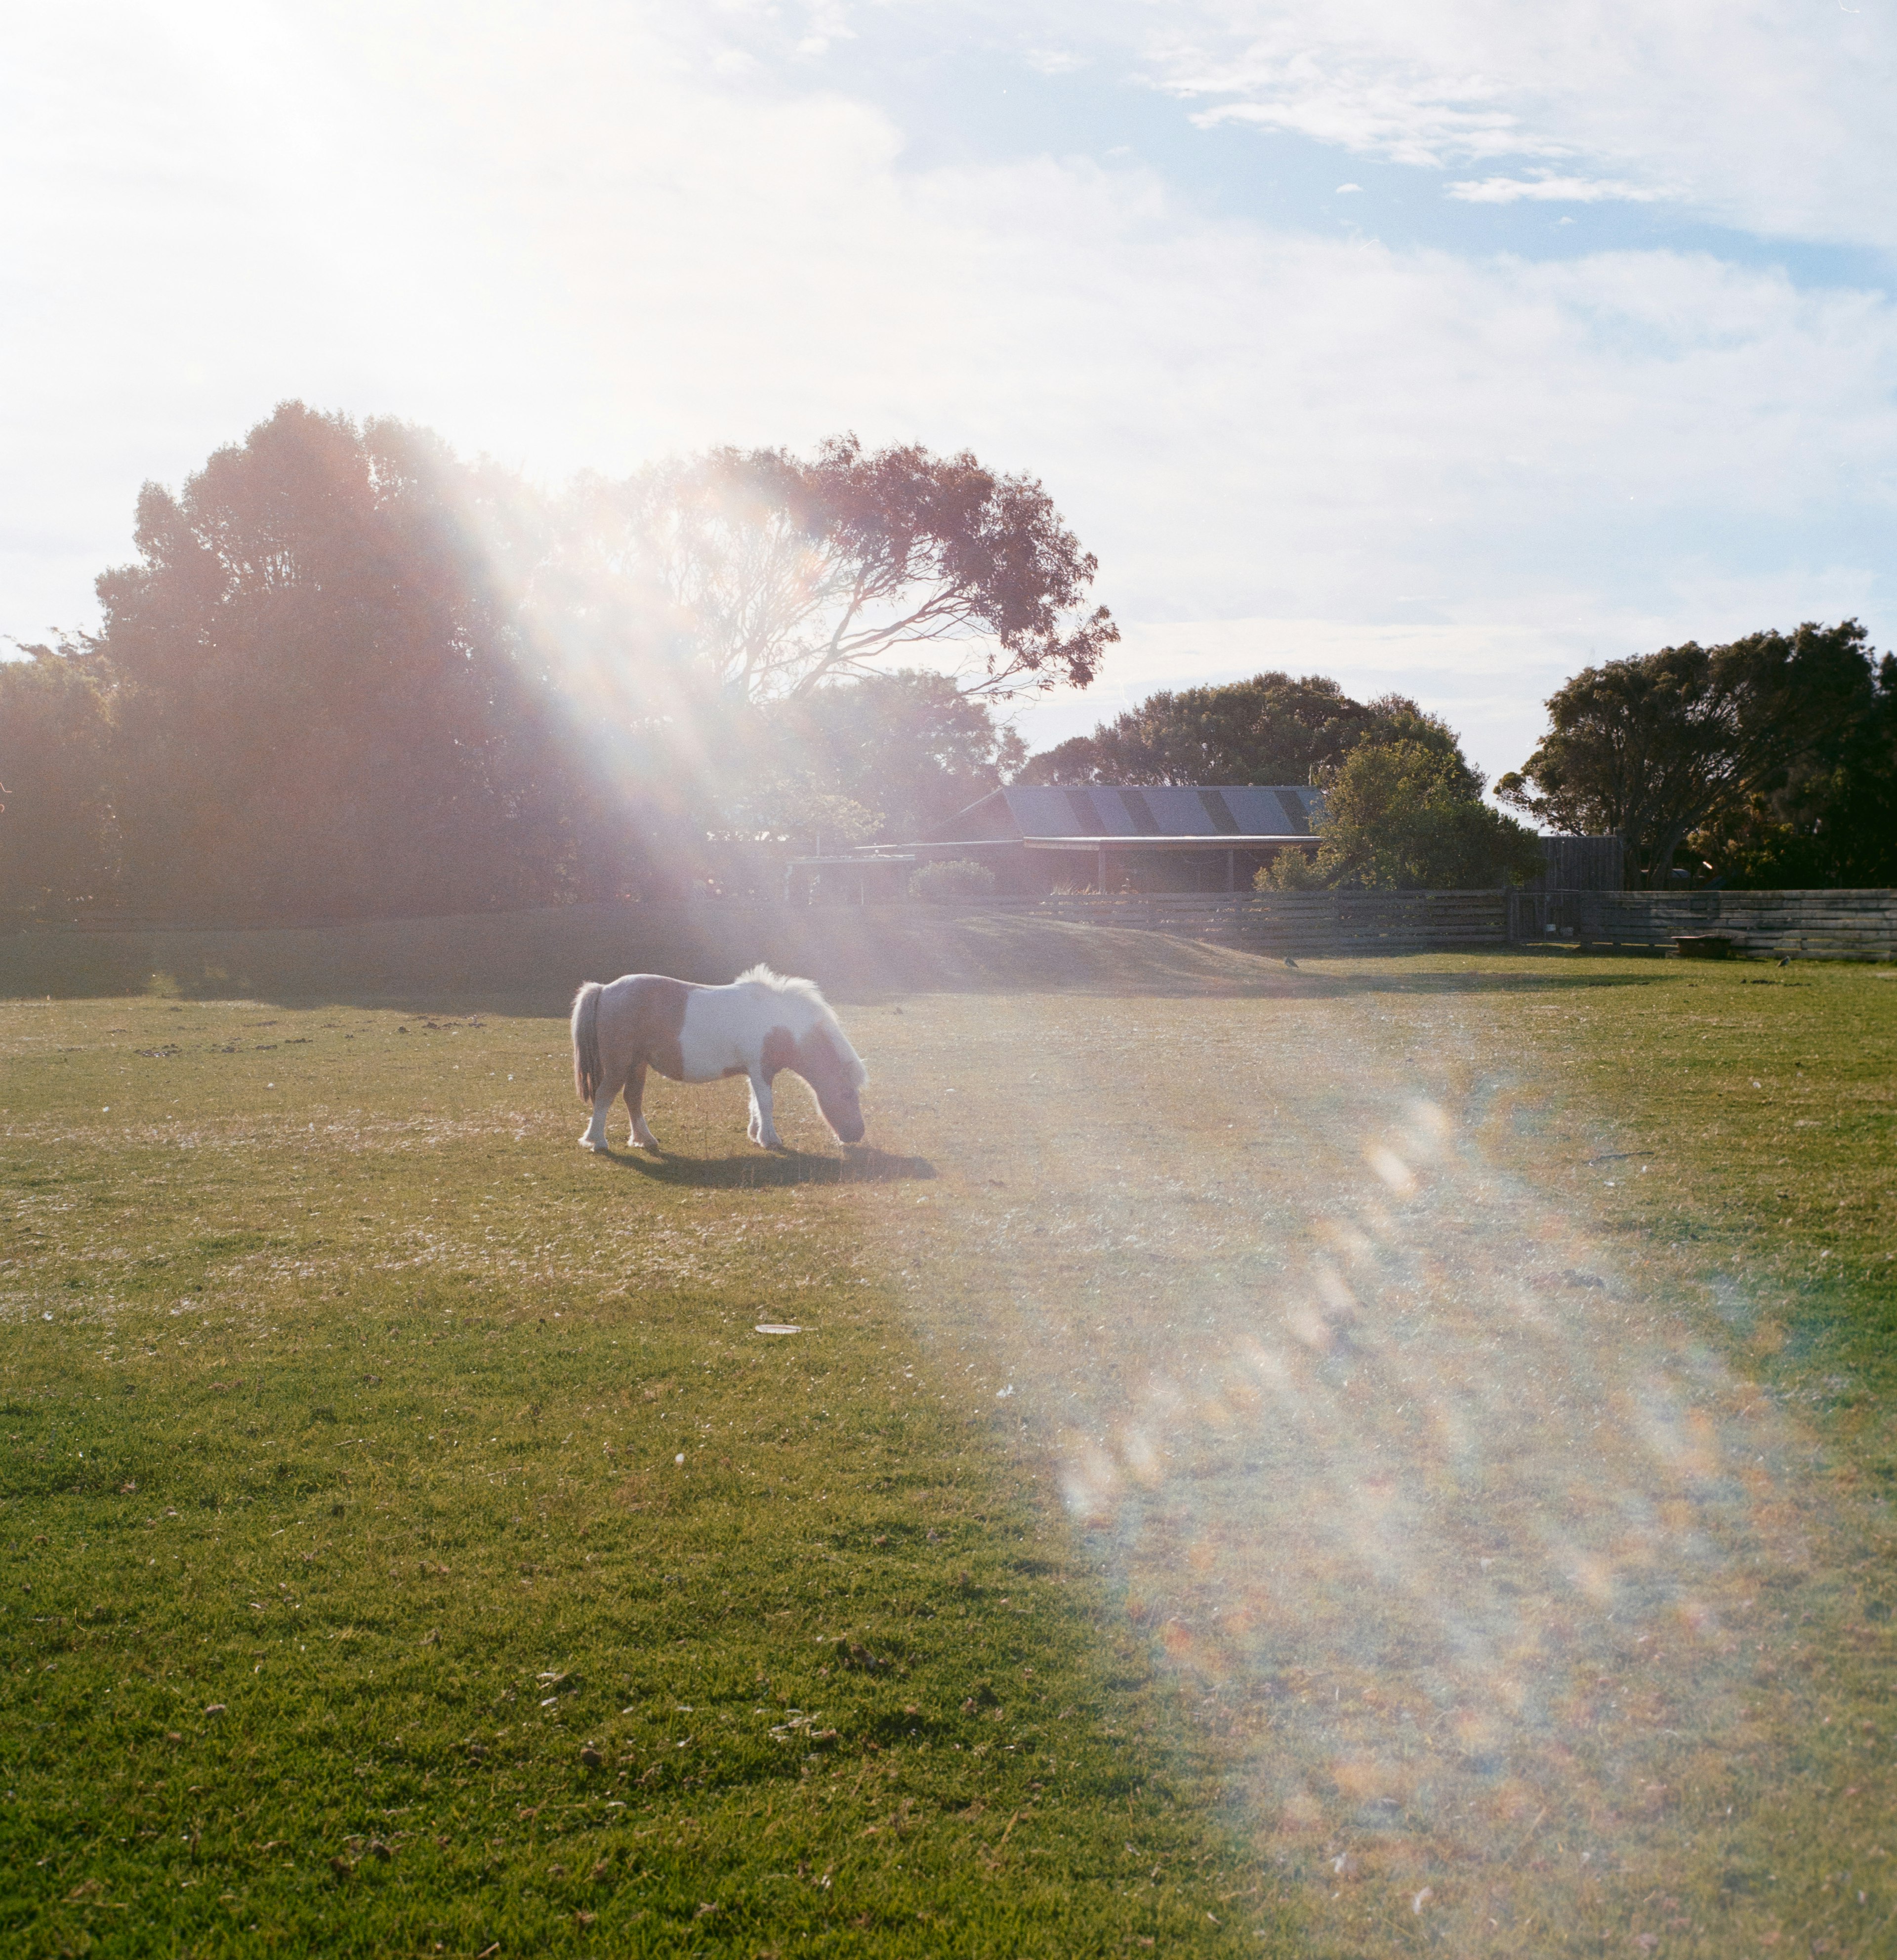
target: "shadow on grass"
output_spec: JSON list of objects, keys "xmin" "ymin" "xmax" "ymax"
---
[
  {"xmin": 1309, "ymin": 966, "xmax": 1667, "ymax": 999},
  {"xmin": 1, "ymin": 902, "xmax": 1689, "ymax": 1012},
  {"xmin": 604, "ymin": 1144, "xmax": 937, "ymax": 1189}
]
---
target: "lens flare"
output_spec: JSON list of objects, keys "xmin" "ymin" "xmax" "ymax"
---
[{"xmin": 869, "ymin": 984, "xmax": 1867, "ymax": 1951}]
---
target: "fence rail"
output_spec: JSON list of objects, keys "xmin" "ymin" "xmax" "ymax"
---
[
  {"xmin": 969, "ymin": 890, "xmax": 1511, "ymax": 955},
  {"xmin": 1508, "ymin": 888, "xmax": 1897, "ymax": 959},
  {"xmin": 968, "ymin": 887, "xmax": 1895, "ymax": 959}
]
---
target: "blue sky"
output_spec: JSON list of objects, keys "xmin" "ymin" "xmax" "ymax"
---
[{"xmin": 4, "ymin": 1, "xmax": 1894, "ymax": 782}]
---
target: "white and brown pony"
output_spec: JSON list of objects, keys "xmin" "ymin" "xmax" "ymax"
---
[{"xmin": 571, "ymin": 964, "xmax": 867, "ymax": 1153}]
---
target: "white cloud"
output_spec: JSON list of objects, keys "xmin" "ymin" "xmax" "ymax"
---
[
  {"xmin": 1185, "ymin": 81, "xmax": 1543, "ymax": 174},
  {"xmin": 1445, "ymin": 174, "xmax": 1661, "ymax": 205},
  {"xmin": 1077, "ymin": 0, "xmax": 1897, "ymax": 248},
  {"xmin": 1025, "ymin": 46, "xmax": 1090, "ymax": 76},
  {"xmin": 1, "ymin": 1, "xmax": 1892, "ymax": 768}
]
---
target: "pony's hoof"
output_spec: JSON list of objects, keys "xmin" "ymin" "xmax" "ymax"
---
[{"xmin": 579, "ymin": 1137, "xmax": 610, "ymax": 1154}]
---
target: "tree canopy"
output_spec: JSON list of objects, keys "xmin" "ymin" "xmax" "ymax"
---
[
  {"xmin": 0, "ymin": 405, "xmax": 1092, "ymax": 919},
  {"xmin": 35, "ymin": 402, "xmax": 640, "ymax": 919},
  {"xmin": 545, "ymin": 434, "xmax": 1116, "ymax": 704},
  {"xmin": 718, "ymin": 670, "xmax": 1026, "ymax": 850},
  {"xmin": 1495, "ymin": 622, "xmax": 1879, "ymax": 888},
  {"xmin": 1265, "ymin": 738, "xmax": 1543, "ymax": 891},
  {"xmin": 1018, "ymin": 671, "xmax": 1457, "ymax": 786},
  {"xmin": 0, "ymin": 638, "xmax": 115, "ymax": 917},
  {"xmin": 1695, "ymin": 648, "xmax": 1897, "ymax": 888}
]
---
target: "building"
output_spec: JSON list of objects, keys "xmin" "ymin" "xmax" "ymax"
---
[{"xmin": 858, "ymin": 784, "xmax": 1326, "ymax": 894}]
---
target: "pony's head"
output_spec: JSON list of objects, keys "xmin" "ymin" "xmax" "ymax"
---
[
  {"xmin": 797, "ymin": 1022, "xmax": 868, "ymax": 1143},
  {"xmin": 740, "ymin": 965, "xmax": 869, "ymax": 1144}
]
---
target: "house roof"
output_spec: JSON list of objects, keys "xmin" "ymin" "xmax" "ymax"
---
[{"xmin": 915, "ymin": 784, "xmax": 1325, "ymax": 848}]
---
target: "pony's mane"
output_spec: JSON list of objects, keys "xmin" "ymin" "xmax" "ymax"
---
[
  {"xmin": 735, "ymin": 962, "xmax": 826, "ymax": 1005},
  {"xmin": 734, "ymin": 963, "xmax": 867, "ymax": 1088}
]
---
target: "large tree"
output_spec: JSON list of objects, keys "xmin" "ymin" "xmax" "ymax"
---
[
  {"xmin": 1495, "ymin": 622, "xmax": 1878, "ymax": 888},
  {"xmin": 1018, "ymin": 671, "xmax": 1459, "ymax": 786},
  {"xmin": 92, "ymin": 402, "xmax": 633, "ymax": 919},
  {"xmin": 730, "ymin": 670, "xmax": 1026, "ymax": 844},
  {"xmin": 0, "ymin": 637, "xmax": 117, "ymax": 916},
  {"xmin": 544, "ymin": 435, "xmax": 1116, "ymax": 703},
  {"xmin": 1701, "ymin": 647, "xmax": 1897, "ymax": 888}
]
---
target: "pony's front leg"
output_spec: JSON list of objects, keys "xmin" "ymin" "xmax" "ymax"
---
[
  {"xmin": 746, "ymin": 1071, "xmax": 784, "ymax": 1149},
  {"xmin": 624, "ymin": 1060, "xmax": 659, "ymax": 1151}
]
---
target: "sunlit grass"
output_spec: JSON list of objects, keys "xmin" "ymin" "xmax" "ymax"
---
[
  {"xmin": 833, "ymin": 952, "xmax": 1896, "ymax": 1958},
  {"xmin": 2, "ymin": 944, "xmax": 1893, "ymax": 1957},
  {"xmin": 0, "ymin": 998, "xmax": 1276, "ymax": 1955}
]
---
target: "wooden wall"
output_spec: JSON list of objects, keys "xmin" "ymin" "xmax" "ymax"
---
[{"xmin": 975, "ymin": 888, "xmax": 1896, "ymax": 959}]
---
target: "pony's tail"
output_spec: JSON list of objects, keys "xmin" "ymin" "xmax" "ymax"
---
[{"xmin": 571, "ymin": 981, "xmax": 604, "ymax": 1104}]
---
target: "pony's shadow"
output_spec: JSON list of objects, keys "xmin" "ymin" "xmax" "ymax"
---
[{"xmin": 606, "ymin": 1145, "xmax": 936, "ymax": 1190}]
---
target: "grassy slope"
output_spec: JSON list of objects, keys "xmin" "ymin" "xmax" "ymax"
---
[
  {"xmin": 0, "ymin": 903, "xmax": 1274, "ymax": 1015},
  {"xmin": 2, "ymin": 924, "xmax": 1893, "ymax": 1957},
  {"xmin": 0, "ymin": 993, "xmax": 1278, "ymax": 1958}
]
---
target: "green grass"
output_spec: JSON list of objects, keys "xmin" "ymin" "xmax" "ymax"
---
[
  {"xmin": 823, "ymin": 952, "xmax": 1897, "ymax": 1957},
  {"xmin": 0, "ymin": 997, "xmax": 1278, "ymax": 1956},
  {"xmin": 2, "ymin": 935, "xmax": 1895, "ymax": 1957}
]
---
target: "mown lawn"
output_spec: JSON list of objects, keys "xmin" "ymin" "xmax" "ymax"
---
[
  {"xmin": 0, "ymin": 995, "xmax": 1278, "ymax": 1957},
  {"xmin": 2, "ymin": 941, "xmax": 1894, "ymax": 1958},
  {"xmin": 832, "ymin": 952, "xmax": 1897, "ymax": 1958}
]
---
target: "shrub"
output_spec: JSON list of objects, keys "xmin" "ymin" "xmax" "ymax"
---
[
  {"xmin": 1255, "ymin": 740, "xmax": 1543, "ymax": 890},
  {"xmin": 1255, "ymin": 849, "xmax": 1325, "ymax": 891},
  {"xmin": 909, "ymin": 858, "xmax": 997, "ymax": 903}
]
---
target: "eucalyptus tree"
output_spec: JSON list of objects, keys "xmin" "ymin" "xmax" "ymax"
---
[
  {"xmin": 88, "ymin": 402, "xmax": 624, "ymax": 919},
  {"xmin": 547, "ymin": 434, "xmax": 1116, "ymax": 704},
  {"xmin": 1019, "ymin": 671, "xmax": 1459, "ymax": 787},
  {"xmin": 1495, "ymin": 623, "xmax": 1878, "ymax": 888}
]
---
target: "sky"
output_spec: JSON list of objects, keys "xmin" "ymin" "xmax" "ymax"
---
[{"xmin": 4, "ymin": 0, "xmax": 1894, "ymax": 782}]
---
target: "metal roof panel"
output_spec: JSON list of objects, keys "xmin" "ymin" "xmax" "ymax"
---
[{"xmin": 925, "ymin": 784, "xmax": 1325, "ymax": 844}]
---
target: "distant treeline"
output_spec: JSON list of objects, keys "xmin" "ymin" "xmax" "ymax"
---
[
  {"xmin": 1025, "ymin": 639, "xmax": 1897, "ymax": 891},
  {"xmin": 0, "ymin": 404, "xmax": 1087, "ymax": 920},
  {"xmin": 4, "ymin": 403, "xmax": 1891, "ymax": 919}
]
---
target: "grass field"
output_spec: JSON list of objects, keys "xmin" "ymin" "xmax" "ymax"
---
[{"xmin": 2, "ymin": 920, "xmax": 1894, "ymax": 1956}]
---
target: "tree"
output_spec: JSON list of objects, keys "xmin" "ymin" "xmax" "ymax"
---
[
  {"xmin": 1018, "ymin": 671, "xmax": 1459, "ymax": 785},
  {"xmin": 0, "ymin": 637, "xmax": 116, "ymax": 916},
  {"xmin": 547, "ymin": 435, "xmax": 1115, "ymax": 702},
  {"xmin": 695, "ymin": 670, "xmax": 1024, "ymax": 895},
  {"xmin": 1495, "ymin": 622, "xmax": 1878, "ymax": 888},
  {"xmin": 92, "ymin": 402, "xmax": 632, "ymax": 919},
  {"xmin": 1699, "ymin": 649, "xmax": 1897, "ymax": 888},
  {"xmin": 734, "ymin": 670, "xmax": 1025, "ymax": 845},
  {"xmin": 1260, "ymin": 738, "xmax": 1543, "ymax": 890},
  {"xmin": 31, "ymin": 408, "xmax": 1101, "ymax": 922}
]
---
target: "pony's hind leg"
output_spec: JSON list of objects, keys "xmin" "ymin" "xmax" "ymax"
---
[
  {"xmin": 624, "ymin": 1060, "xmax": 659, "ymax": 1151},
  {"xmin": 580, "ymin": 1076, "xmax": 618, "ymax": 1152}
]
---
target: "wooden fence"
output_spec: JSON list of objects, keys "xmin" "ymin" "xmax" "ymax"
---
[
  {"xmin": 961, "ymin": 887, "xmax": 1895, "ymax": 959},
  {"xmin": 1508, "ymin": 888, "xmax": 1897, "ymax": 960},
  {"xmin": 972, "ymin": 890, "xmax": 1510, "ymax": 955}
]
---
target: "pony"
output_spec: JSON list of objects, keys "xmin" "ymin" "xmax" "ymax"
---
[{"xmin": 571, "ymin": 964, "xmax": 867, "ymax": 1153}]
